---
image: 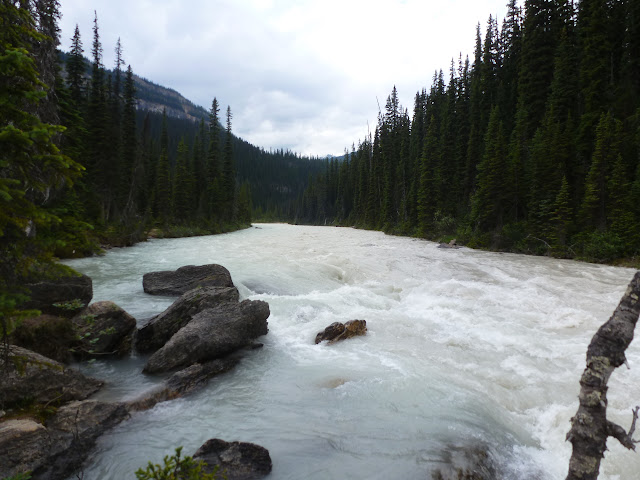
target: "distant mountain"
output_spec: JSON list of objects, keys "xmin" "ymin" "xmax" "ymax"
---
[{"xmin": 58, "ymin": 51, "xmax": 208, "ymax": 122}]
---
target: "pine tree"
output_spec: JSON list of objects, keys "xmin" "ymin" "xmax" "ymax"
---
[
  {"xmin": 153, "ymin": 110, "xmax": 172, "ymax": 222},
  {"xmin": 172, "ymin": 138, "xmax": 193, "ymax": 222},
  {"xmin": 221, "ymin": 105, "xmax": 235, "ymax": 220},
  {"xmin": 67, "ymin": 25, "xmax": 85, "ymax": 106},
  {"xmin": 0, "ymin": 1, "xmax": 82, "ymax": 330}
]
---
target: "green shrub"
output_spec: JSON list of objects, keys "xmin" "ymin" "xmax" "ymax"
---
[{"xmin": 135, "ymin": 447, "xmax": 222, "ymax": 480}]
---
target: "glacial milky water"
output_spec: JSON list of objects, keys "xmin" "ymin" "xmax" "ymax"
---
[{"xmin": 63, "ymin": 224, "xmax": 640, "ymax": 480}]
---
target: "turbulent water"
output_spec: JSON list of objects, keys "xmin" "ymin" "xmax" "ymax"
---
[{"xmin": 63, "ymin": 224, "xmax": 639, "ymax": 480}]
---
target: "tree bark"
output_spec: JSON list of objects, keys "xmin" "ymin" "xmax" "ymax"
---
[{"xmin": 566, "ymin": 270, "xmax": 640, "ymax": 480}]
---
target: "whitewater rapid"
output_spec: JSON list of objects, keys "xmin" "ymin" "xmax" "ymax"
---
[{"xmin": 64, "ymin": 224, "xmax": 639, "ymax": 479}]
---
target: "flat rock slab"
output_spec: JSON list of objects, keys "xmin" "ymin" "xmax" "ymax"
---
[
  {"xmin": 143, "ymin": 264, "xmax": 234, "ymax": 296},
  {"xmin": 128, "ymin": 357, "xmax": 239, "ymax": 411},
  {"xmin": 194, "ymin": 439, "xmax": 272, "ymax": 480},
  {"xmin": 0, "ymin": 345, "xmax": 103, "ymax": 409},
  {"xmin": 143, "ymin": 299, "xmax": 269, "ymax": 373},
  {"xmin": 136, "ymin": 286, "xmax": 240, "ymax": 354},
  {"xmin": 0, "ymin": 400, "xmax": 128, "ymax": 480}
]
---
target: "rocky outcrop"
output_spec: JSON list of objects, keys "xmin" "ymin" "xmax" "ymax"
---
[
  {"xmin": 0, "ymin": 345, "xmax": 102, "ymax": 410},
  {"xmin": 0, "ymin": 400, "xmax": 129, "ymax": 480},
  {"xmin": 142, "ymin": 264, "xmax": 234, "ymax": 296},
  {"xmin": 194, "ymin": 439, "xmax": 272, "ymax": 480},
  {"xmin": 128, "ymin": 357, "xmax": 239, "ymax": 411},
  {"xmin": 315, "ymin": 319, "xmax": 367, "ymax": 344},
  {"xmin": 21, "ymin": 272, "xmax": 93, "ymax": 317},
  {"xmin": 71, "ymin": 301, "xmax": 137, "ymax": 358},
  {"xmin": 143, "ymin": 299, "xmax": 269, "ymax": 373},
  {"xmin": 11, "ymin": 315, "xmax": 76, "ymax": 363},
  {"xmin": 136, "ymin": 286, "xmax": 239, "ymax": 354}
]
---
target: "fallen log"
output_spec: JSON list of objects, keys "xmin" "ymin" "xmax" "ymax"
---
[{"xmin": 565, "ymin": 270, "xmax": 640, "ymax": 480}]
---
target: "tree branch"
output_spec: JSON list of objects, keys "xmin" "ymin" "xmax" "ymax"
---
[{"xmin": 565, "ymin": 271, "xmax": 640, "ymax": 480}]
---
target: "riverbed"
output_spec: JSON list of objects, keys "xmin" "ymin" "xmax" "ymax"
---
[{"xmin": 64, "ymin": 223, "xmax": 639, "ymax": 479}]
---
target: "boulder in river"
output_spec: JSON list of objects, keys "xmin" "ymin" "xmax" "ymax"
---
[
  {"xmin": 315, "ymin": 319, "xmax": 367, "ymax": 344},
  {"xmin": 71, "ymin": 301, "xmax": 137, "ymax": 358},
  {"xmin": 194, "ymin": 438, "xmax": 273, "ymax": 480},
  {"xmin": 136, "ymin": 286, "xmax": 240, "ymax": 354},
  {"xmin": 142, "ymin": 264, "xmax": 234, "ymax": 296},
  {"xmin": 0, "ymin": 345, "xmax": 103, "ymax": 410},
  {"xmin": 143, "ymin": 299, "xmax": 269, "ymax": 373}
]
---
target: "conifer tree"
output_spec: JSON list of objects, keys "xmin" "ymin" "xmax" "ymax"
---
[
  {"xmin": 222, "ymin": 105, "xmax": 235, "ymax": 219},
  {"xmin": 153, "ymin": 110, "xmax": 172, "ymax": 222},
  {"xmin": 67, "ymin": 25, "xmax": 85, "ymax": 106}
]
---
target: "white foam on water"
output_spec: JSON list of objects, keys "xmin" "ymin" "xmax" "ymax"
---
[{"xmin": 64, "ymin": 224, "xmax": 640, "ymax": 479}]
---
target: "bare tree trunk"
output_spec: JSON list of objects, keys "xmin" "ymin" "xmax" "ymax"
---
[{"xmin": 566, "ymin": 271, "xmax": 640, "ymax": 479}]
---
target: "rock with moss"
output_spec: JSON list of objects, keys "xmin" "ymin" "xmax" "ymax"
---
[
  {"xmin": 72, "ymin": 301, "xmax": 137, "ymax": 358},
  {"xmin": 142, "ymin": 264, "xmax": 234, "ymax": 296},
  {"xmin": 143, "ymin": 299, "xmax": 269, "ymax": 373},
  {"xmin": 0, "ymin": 345, "xmax": 102, "ymax": 410},
  {"xmin": 136, "ymin": 286, "xmax": 239, "ymax": 354},
  {"xmin": 11, "ymin": 315, "xmax": 76, "ymax": 363},
  {"xmin": 20, "ymin": 268, "xmax": 93, "ymax": 317},
  {"xmin": 194, "ymin": 439, "xmax": 272, "ymax": 480}
]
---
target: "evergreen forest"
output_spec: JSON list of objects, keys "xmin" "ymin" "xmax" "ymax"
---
[{"xmin": 296, "ymin": 0, "xmax": 640, "ymax": 264}]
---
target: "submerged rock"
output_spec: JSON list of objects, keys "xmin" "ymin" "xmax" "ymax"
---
[
  {"xmin": 431, "ymin": 444, "xmax": 497, "ymax": 480},
  {"xmin": 194, "ymin": 439, "xmax": 272, "ymax": 480},
  {"xmin": 72, "ymin": 301, "xmax": 136, "ymax": 358},
  {"xmin": 128, "ymin": 357, "xmax": 239, "ymax": 411},
  {"xmin": 0, "ymin": 345, "xmax": 102, "ymax": 410},
  {"xmin": 143, "ymin": 299, "xmax": 269, "ymax": 373},
  {"xmin": 315, "ymin": 319, "xmax": 367, "ymax": 344},
  {"xmin": 438, "ymin": 238, "xmax": 462, "ymax": 249},
  {"xmin": 136, "ymin": 286, "xmax": 240, "ymax": 354},
  {"xmin": 142, "ymin": 264, "xmax": 234, "ymax": 296}
]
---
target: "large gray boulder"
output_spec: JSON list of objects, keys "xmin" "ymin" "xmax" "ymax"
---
[
  {"xmin": 0, "ymin": 345, "xmax": 102, "ymax": 409},
  {"xmin": 72, "ymin": 301, "xmax": 136, "ymax": 358},
  {"xmin": 136, "ymin": 286, "xmax": 240, "ymax": 354},
  {"xmin": 142, "ymin": 264, "xmax": 234, "ymax": 296},
  {"xmin": 143, "ymin": 299, "xmax": 269, "ymax": 373},
  {"xmin": 0, "ymin": 400, "xmax": 129, "ymax": 480},
  {"xmin": 194, "ymin": 439, "xmax": 272, "ymax": 480},
  {"xmin": 21, "ymin": 271, "xmax": 93, "ymax": 317}
]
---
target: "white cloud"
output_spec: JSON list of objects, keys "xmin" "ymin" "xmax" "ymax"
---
[{"xmin": 59, "ymin": 0, "xmax": 508, "ymax": 156}]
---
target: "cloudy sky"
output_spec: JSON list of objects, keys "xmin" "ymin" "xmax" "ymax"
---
[{"xmin": 59, "ymin": 0, "xmax": 508, "ymax": 157}]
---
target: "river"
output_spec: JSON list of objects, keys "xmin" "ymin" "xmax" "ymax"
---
[{"xmin": 63, "ymin": 223, "xmax": 639, "ymax": 479}]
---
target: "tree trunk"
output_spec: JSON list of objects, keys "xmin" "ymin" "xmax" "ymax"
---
[{"xmin": 566, "ymin": 271, "xmax": 640, "ymax": 479}]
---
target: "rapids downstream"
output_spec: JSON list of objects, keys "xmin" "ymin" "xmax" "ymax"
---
[{"xmin": 64, "ymin": 224, "xmax": 639, "ymax": 479}]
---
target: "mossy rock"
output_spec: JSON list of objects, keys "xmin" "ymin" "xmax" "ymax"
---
[{"xmin": 11, "ymin": 315, "xmax": 77, "ymax": 363}]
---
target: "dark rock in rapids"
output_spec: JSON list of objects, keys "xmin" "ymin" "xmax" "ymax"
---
[
  {"xmin": 315, "ymin": 319, "xmax": 367, "ymax": 344},
  {"xmin": 72, "ymin": 301, "xmax": 136, "ymax": 358},
  {"xmin": 136, "ymin": 286, "xmax": 240, "ymax": 354},
  {"xmin": 431, "ymin": 443, "xmax": 498, "ymax": 480},
  {"xmin": 0, "ymin": 400, "xmax": 128, "ymax": 480},
  {"xmin": 143, "ymin": 299, "xmax": 269, "ymax": 373},
  {"xmin": 0, "ymin": 345, "xmax": 102, "ymax": 410},
  {"xmin": 438, "ymin": 238, "xmax": 462, "ymax": 249},
  {"xmin": 194, "ymin": 438, "xmax": 273, "ymax": 480},
  {"xmin": 142, "ymin": 264, "xmax": 234, "ymax": 296},
  {"xmin": 20, "ymin": 272, "xmax": 93, "ymax": 317}
]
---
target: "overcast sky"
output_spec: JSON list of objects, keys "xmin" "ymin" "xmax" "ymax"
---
[{"xmin": 59, "ymin": 0, "xmax": 509, "ymax": 157}]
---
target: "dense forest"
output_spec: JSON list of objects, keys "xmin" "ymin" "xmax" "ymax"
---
[
  {"xmin": 0, "ymin": 1, "xmax": 328, "ymax": 331},
  {"xmin": 296, "ymin": 0, "xmax": 640, "ymax": 263}
]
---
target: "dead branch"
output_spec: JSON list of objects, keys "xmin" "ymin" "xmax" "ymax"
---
[{"xmin": 565, "ymin": 271, "xmax": 640, "ymax": 480}]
